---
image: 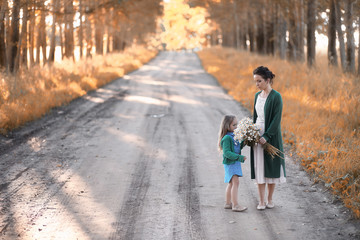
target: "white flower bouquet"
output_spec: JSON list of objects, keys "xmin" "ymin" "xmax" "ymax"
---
[
  {"xmin": 234, "ymin": 117, "xmax": 284, "ymax": 159},
  {"xmin": 234, "ymin": 117, "xmax": 259, "ymax": 147}
]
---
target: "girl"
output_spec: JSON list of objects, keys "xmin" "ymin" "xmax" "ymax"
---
[
  {"xmin": 251, "ymin": 66, "xmax": 286, "ymax": 210},
  {"xmin": 218, "ymin": 115, "xmax": 247, "ymax": 212}
]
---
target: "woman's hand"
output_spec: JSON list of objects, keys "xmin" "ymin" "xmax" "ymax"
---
[{"xmin": 259, "ymin": 137, "xmax": 267, "ymax": 145}]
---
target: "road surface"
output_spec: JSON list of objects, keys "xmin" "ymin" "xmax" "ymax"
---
[{"xmin": 0, "ymin": 52, "xmax": 359, "ymax": 240}]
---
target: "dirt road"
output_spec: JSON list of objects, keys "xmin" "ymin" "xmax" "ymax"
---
[{"xmin": 0, "ymin": 52, "xmax": 359, "ymax": 240}]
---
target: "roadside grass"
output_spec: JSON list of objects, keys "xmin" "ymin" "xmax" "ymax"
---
[
  {"xmin": 0, "ymin": 46, "xmax": 157, "ymax": 132},
  {"xmin": 198, "ymin": 46, "xmax": 360, "ymax": 218}
]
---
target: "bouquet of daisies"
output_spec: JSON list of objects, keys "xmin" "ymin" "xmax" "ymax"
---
[
  {"xmin": 234, "ymin": 117, "xmax": 259, "ymax": 147},
  {"xmin": 234, "ymin": 117, "xmax": 284, "ymax": 159}
]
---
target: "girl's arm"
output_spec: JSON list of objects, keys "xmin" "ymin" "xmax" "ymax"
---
[{"xmin": 222, "ymin": 136, "xmax": 245, "ymax": 162}]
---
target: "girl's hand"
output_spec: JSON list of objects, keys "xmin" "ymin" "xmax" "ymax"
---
[
  {"xmin": 259, "ymin": 137, "xmax": 267, "ymax": 145},
  {"xmin": 243, "ymin": 156, "xmax": 247, "ymax": 161}
]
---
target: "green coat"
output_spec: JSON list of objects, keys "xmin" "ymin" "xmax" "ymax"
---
[
  {"xmin": 221, "ymin": 135, "xmax": 245, "ymax": 164},
  {"xmin": 250, "ymin": 89, "xmax": 286, "ymax": 179}
]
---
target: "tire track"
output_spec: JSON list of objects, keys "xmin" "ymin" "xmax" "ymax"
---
[
  {"xmin": 173, "ymin": 117, "xmax": 206, "ymax": 240},
  {"xmin": 108, "ymin": 66, "xmax": 172, "ymax": 238},
  {"xmin": 109, "ymin": 117, "xmax": 161, "ymax": 240}
]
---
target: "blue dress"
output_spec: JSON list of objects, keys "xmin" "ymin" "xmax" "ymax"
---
[{"xmin": 224, "ymin": 132, "xmax": 243, "ymax": 183}]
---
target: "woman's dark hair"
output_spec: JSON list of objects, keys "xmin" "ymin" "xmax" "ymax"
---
[{"xmin": 253, "ymin": 66, "xmax": 275, "ymax": 84}]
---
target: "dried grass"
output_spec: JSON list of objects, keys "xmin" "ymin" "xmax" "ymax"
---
[
  {"xmin": 0, "ymin": 46, "xmax": 157, "ymax": 132},
  {"xmin": 198, "ymin": 46, "xmax": 360, "ymax": 218}
]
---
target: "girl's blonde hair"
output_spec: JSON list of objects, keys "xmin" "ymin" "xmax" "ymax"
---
[{"xmin": 218, "ymin": 115, "xmax": 236, "ymax": 151}]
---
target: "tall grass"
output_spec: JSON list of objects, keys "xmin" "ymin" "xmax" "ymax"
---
[
  {"xmin": 198, "ymin": 46, "xmax": 360, "ymax": 218},
  {"xmin": 0, "ymin": 46, "xmax": 157, "ymax": 133}
]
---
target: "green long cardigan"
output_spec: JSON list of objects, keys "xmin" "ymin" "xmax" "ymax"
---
[
  {"xmin": 250, "ymin": 89, "xmax": 286, "ymax": 179},
  {"xmin": 221, "ymin": 135, "xmax": 245, "ymax": 164}
]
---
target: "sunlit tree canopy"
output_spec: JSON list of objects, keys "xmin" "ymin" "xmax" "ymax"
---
[{"xmin": 160, "ymin": 0, "xmax": 216, "ymax": 50}]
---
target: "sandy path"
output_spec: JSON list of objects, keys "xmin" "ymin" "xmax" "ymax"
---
[{"xmin": 0, "ymin": 52, "xmax": 359, "ymax": 240}]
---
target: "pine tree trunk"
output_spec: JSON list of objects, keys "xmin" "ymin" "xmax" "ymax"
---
[
  {"xmin": 335, "ymin": 0, "xmax": 346, "ymax": 71},
  {"xmin": 85, "ymin": 0, "xmax": 93, "ymax": 58},
  {"xmin": 64, "ymin": 0, "xmax": 74, "ymax": 59},
  {"xmin": 79, "ymin": 0, "xmax": 83, "ymax": 58},
  {"xmin": 263, "ymin": 3, "xmax": 268, "ymax": 54},
  {"xmin": 328, "ymin": 0, "xmax": 337, "ymax": 66},
  {"xmin": 278, "ymin": 9, "xmax": 287, "ymax": 59},
  {"xmin": 242, "ymin": 19, "xmax": 248, "ymax": 50},
  {"xmin": 307, "ymin": 0, "xmax": 317, "ymax": 67},
  {"xmin": 40, "ymin": 2, "xmax": 46, "ymax": 65},
  {"xmin": 298, "ymin": 0, "xmax": 305, "ymax": 61},
  {"xmin": 29, "ymin": 1, "xmax": 35, "ymax": 66},
  {"xmin": 5, "ymin": 1, "xmax": 11, "ymax": 71},
  {"xmin": 248, "ymin": 20, "xmax": 255, "ymax": 52},
  {"xmin": 95, "ymin": 7, "xmax": 103, "ymax": 55},
  {"xmin": 273, "ymin": 3, "xmax": 279, "ymax": 56},
  {"xmin": 106, "ymin": 7, "xmax": 112, "ymax": 54},
  {"xmin": 256, "ymin": 9, "xmax": 265, "ymax": 54},
  {"xmin": 20, "ymin": 0, "xmax": 28, "ymax": 69},
  {"xmin": 10, "ymin": 0, "xmax": 20, "ymax": 72},
  {"xmin": 289, "ymin": 0, "xmax": 298, "ymax": 61},
  {"xmin": 345, "ymin": 0, "xmax": 355, "ymax": 73},
  {"xmin": 59, "ymin": 23, "xmax": 64, "ymax": 60},
  {"xmin": 36, "ymin": 6, "xmax": 41, "ymax": 65},
  {"xmin": 0, "ymin": 0, "xmax": 7, "ymax": 68},
  {"xmin": 358, "ymin": 16, "xmax": 360, "ymax": 77},
  {"xmin": 49, "ymin": 0, "xmax": 58, "ymax": 63},
  {"xmin": 265, "ymin": 3, "xmax": 274, "ymax": 55},
  {"xmin": 358, "ymin": 17, "xmax": 360, "ymax": 76},
  {"xmin": 106, "ymin": 19, "xmax": 111, "ymax": 54},
  {"xmin": 233, "ymin": 0, "xmax": 240, "ymax": 49}
]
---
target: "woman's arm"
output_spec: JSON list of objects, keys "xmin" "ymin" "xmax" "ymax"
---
[{"xmin": 262, "ymin": 93, "xmax": 283, "ymax": 142}]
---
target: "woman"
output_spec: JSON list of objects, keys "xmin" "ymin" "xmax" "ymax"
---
[{"xmin": 251, "ymin": 66, "xmax": 286, "ymax": 210}]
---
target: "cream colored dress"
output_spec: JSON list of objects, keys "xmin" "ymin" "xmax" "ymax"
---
[{"xmin": 254, "ymin": 95, "xmax": 286, "ymax": 184}]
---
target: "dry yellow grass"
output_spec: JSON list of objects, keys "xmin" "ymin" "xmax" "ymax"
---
[
  {"xmin": 0, "ymin": 46, "xmax": 157, "ymax": 132},
  {"xmin": 198, "ymin": 46, "xmax": 360, "ymax": 218}
]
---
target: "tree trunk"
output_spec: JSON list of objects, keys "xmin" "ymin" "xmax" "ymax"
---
[
  {"xmin": 95, "ymin": 7, "xmax": 104, "ymax": 55},
  {"xmin": 10, "ymin": 0, "xmax": 20, "ymax": 72},
  {"xmin": 272, "ymin": 2, "xmax": 278, "ymax": 56},
  {"xmin": 85, "ymin": 0, "xmax": 93, "ymax": 58},
  {"xmin": 5, "ymin": 1, "xmax": 11, "ymax": 71},
  {"xmin": 328, "ymin": 0, "xmax": 337, "ymax": 66},
  {"xmin": 49, "ymin": 0, "xmax": 58, "ymax": 63},
  {"xmin": 106, "ymin": 7, "xmax": 113, "ymax": 54},
  {"xmin": 358, "ymin": 17, "xmax": 360, "ymax": 76},
  {"xmin": 233, "ymin": 0, "xmax": 240, "ymax": 49},
  {"xmin": 263, "ymin": 2, "xmax": 268, "ymax": 54},
  {"xmin": 35, "ymin": 2, "xmax": 41, "ymax": 65},
  {"xmin": 59, "ymin": 23, "xmax": 64, "ymax": 60},
  {"xmin": 248, "ymin": 12, "xmax": 255, "ymax": 52},
  {"xmin": 0, "ymin": 0, "xmax": 8, "ymax": 68},
  {"xmin": 64, "ymin": 0, "xmax": 74, "ymax": 59},
  {"xmin": 298, "ymin": 0, "xmax": 305, "ymax": 61},
  {"xmin": 278, "ymin": 8, "xmax": 287, "ymax": 59},
  {"xmin": 256, "ymin": 9, "xmax": 265, "ymax": 54},
  {"xmin": 29, "ymin": 0, "xmax": 35, "ymax": 66},
  {"xmin": 307, "ymin": 0, "xmax": 317, "ymax": 67},
  {"xmin": 79, "ymin": 0, "xmax": 83, "ymax": 58},
  {"xmin": 20, "ymin": 0, "xmax": 29, "ymax": 69},
  {"xmin": 40, "ymin": 2, "xmax": 46, "ymax": 65},
  {"xmin": 345, "ymin": 0, "xmax": 355, "ymax": 73},
  {"xmin": 265, "ymin": 3, "xmax": 274, "ymax": 55},
  {"xmin": 335, "ymin": 0, "xmax": 346, "ymax": 71},
  {"xmin": 242, "ymin": 15, "xmax": 248, "ymax": 50},
  {"xmin": 288, "ymin": 0, "xmax": 298, "ymax": 61}
]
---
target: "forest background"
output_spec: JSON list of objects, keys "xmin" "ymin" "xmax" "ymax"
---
[{"xmin": 0, "ymin": 0, "xmax": 359, "ymax": 218}]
